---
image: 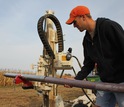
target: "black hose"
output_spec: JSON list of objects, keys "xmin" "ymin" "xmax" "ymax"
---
[
  {"xmin": 37, "ymin": 14, "xmax": 64, "ymax": 59},
  {"xmin": 72, "ymin": 55, "xmax": 96, "ymax": 105}
]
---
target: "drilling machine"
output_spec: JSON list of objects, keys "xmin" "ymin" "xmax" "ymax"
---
[
  {"xmin": 34, "ymin": 10, "xmax": 98, "ymax": 107},
  {"xmin": 33, "ymin": 10, "xmax": 74, "ymax": 107}
]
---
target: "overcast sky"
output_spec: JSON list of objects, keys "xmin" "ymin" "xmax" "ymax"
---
[{"xmin": 0, "ymin": 0, "xmax": 124, "ymax": 73}]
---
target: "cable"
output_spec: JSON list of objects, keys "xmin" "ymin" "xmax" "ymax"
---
[{"xmin": 72, "ymin": 55, "xmax": 96, "ymax": 105}]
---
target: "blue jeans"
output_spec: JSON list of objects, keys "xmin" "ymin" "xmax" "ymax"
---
[{"xmin": 96, "ymin": 83, "xmax": 124, "ymax": 107}]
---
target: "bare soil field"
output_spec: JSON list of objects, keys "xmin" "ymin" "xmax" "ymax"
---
[
  {"xmin": 0, "ymin": 71, "xmax": 84, "ymax": 107},
  {"xmin": 0, "ymin": 85, "xmax": 83, "ymax": 107}
]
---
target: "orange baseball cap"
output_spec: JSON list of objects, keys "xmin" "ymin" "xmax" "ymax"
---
[{"xmin": 66, "ymin": 6, "xmax": 90, "ymax": 25}]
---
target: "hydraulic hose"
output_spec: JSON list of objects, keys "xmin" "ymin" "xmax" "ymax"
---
[
  {"xmin": 37, "ymin": 14, "xmax": 64, "ymax": 59},
  {"xmin": 72, "ymin": 55, "xmax": 96, "ymax": 105}
]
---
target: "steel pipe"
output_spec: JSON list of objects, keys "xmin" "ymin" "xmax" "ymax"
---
[{"xmin": 4, "ymin": 73, "xmax": 124, "ymax": 93}]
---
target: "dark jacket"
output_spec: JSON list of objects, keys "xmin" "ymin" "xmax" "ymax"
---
[{"xmin": 75, "ymin": 18, "xmax": 124, "ymax": 83}]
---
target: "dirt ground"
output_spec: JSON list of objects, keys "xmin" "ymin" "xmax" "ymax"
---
[{"xmin": 0, "ymin": 85, "xmax": 83, "ymax": 107}]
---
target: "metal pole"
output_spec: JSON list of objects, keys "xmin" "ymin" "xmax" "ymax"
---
[{"xmin": 4, "ymin": 73, "xmax": 124, "ymax": 93}]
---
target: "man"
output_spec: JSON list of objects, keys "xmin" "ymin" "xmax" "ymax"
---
[{"xmin": 66, "ymin": 5, "xmax": 124, "ymax": 107}]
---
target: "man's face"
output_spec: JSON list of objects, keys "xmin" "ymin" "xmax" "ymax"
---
[{"xmin": 72, "ymin": 15, "xmax": 86, "ymax": 32}]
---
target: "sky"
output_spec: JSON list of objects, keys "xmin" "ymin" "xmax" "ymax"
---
[{"xmin": 0, "ymin": 0, "xmax": 124, "ymax": 73}]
